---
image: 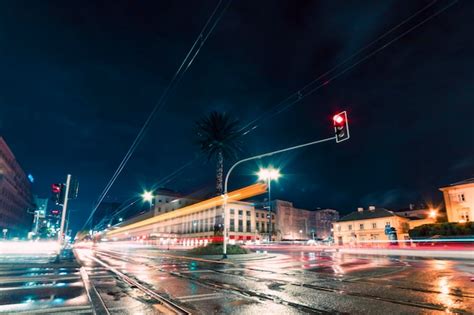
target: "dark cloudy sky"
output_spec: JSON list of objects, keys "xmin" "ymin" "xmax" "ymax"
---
[{"xmin": 1, "ymin": 0, "xmax": 473, "ymax": 232}]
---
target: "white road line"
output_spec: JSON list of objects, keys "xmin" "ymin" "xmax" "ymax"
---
[
  {"xmin": 177, "ymin": 292, "xmax": 220, "ymax": 299},
  {"xmin": 179, "ymin": 269, "xmax": 213, "ymax": 273},
  {"xmin": 180, "ymin": 294, "xmax": 224, "ymax": 302}
]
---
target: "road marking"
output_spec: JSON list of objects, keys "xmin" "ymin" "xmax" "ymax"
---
[
  {"xmin": 177, "ymin": 292, "xmax": 221, "ymax": 299},
  {"xmin": 179, "ymin": 294, "xmax": 224, "ymax": 302},
  {"xmin": 179, "ymin": 269, "xmax": 213, "ymax": 273}
]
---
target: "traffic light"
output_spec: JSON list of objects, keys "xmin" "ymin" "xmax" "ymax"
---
[
  {"xmin": 333, "ymin": 111, "xmax": 350, "ymax": 143},
  {"xmin": 51, "ymin": 184, "xmax": 61, "ymax": 204},
  {"xmin": 51, "ymin": 183, "xmax": 66, "ymax": 205}
]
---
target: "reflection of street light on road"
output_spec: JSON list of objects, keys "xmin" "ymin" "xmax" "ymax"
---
[{"xmin": 257, "ymin": 167, "xmax": 281, "ymax": 243}]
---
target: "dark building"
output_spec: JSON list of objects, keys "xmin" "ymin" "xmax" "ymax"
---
[
  {"xmin": 0, "ymin": 137, "xmax": 34, "ymax": 238},
  {"xmin": 311, "ymin": 209, "xmax": 340, "ymax": 240}
]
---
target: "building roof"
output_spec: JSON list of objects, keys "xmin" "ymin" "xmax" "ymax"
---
[
  {"xmin": 440, "ymin": 178, "xmax": 474, "ymax": 190},
  {"xmin": 337, "ymin": 208, "xmax": 399, "ymax": 222}
]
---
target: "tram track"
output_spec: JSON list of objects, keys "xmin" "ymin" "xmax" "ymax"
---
[{"xmin": 91, "ymin": 248, "xmax": 472, "ymax": 314}]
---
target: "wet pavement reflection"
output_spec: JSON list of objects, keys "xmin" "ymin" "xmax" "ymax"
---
[{"xmin": 72, "ymin": 243, "xmax": 474, "ymax": 314}]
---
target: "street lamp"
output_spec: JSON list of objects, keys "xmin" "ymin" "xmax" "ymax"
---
[
  {"xmin": 257, "ymin": 167, "xmax": 281, "ymax": 243},
  {"xmin": 429, "ymin": 209, "xmax": 437, "ymax": 219},
  {"xmin": 142, "ymin": 190, "xmax": 154, "ymax": 211},
  {"xmin": 221, "ymin": 124, "xmax": 340, "ymax": 259}
]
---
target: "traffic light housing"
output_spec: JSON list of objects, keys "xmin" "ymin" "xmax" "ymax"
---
[
  {"xmin": 333, "ymin": 111, "xmax": 350, "ymax": 143},
  {"xmin": 51, "ymin": 184, "xmax": 61, "ymax": 204},
  {"xmin": 51, "ymin": 183, "xmax": 66, "ymax": 205}
]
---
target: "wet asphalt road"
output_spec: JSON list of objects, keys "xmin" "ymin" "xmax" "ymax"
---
[
  {"xmin": 72, "ymin": 243, "xmax": 474, "ymax": 314},
  {"xmin": 1, "ymin": 244, "xmax": 473, "ymax": 314}
]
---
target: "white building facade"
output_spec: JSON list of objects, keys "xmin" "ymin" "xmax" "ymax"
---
[{"xmin": 440, "ymin": 178, "xmax": 474, "ymax": 223}]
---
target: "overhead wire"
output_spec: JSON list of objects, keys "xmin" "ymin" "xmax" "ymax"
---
[
  {"xmin": 239, "ymin": 0, "xmax": 457, "ymax": 135},
  {"xmin": 81, "ymin": 0, "xmax": 232, "ymax": 231},
  {"xmin": 87, "ymin": 0, "xmax": 458, "ymax": 231}
]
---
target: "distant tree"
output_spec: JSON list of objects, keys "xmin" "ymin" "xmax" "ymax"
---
[{"xmin": 195, "ymin": 111, "xmax": 242, "ymax": 195}]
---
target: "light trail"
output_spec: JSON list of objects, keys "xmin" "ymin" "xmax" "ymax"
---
[{"xmin": 105, "ymin": 183, "xmax": 267, "ymax": 237}]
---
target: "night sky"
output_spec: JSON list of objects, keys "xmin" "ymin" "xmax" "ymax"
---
[{"xmin": 1, "ymin": 0, "xmax": 473, "ymax": 233}]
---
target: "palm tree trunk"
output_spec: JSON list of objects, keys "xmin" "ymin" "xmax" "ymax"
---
[{"xmin": 216, "ymin": 149, "xmax": 224, "ymax": 195}]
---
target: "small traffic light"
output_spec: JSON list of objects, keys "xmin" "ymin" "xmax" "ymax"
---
[
  {"xmin": 51, "ymin": 184, "xmax": 61, "ymax": 203},
  {"xmin": 51, "ymin": 183, "xmax": 67, "ymax": 205},
  {"xmin": 333, "ymin": 111, "xmax": 350, "ymax": 143}
]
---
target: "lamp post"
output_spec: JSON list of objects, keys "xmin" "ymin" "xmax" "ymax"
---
[
  {"xmin": 257, "ymin": 167, "xmax": 281, "ymax": 242},
  {"xmin": 222, "ymin": 135, "xmax": 336, "ymax": 259}
]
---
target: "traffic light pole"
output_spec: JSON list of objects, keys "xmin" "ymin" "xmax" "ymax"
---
[
  {"xmin": 58, "ymin": 174, "xmax": 71, "ymax": 247},
  {"xmin": 222, "ymin": 135, "xmax": 337, "ymax": 259}
]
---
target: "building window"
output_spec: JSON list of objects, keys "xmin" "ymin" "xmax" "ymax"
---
[
  {"xmin": 272, "ymin": 215, "xmax": 275, "ymax": 220},
  {"xmin": 238, "ymin": 210, "xmax": 243, "ymax": 215},
  {"xmin": 372, "ymin": 223, "xmax": 376, "ymax": 229},
  {"xmin": 230, "ymin": 209, "xmax": 235, "ymax": 214},
  {"xmin": 460, "ymin": 209, "xmax": 470, "ymax": 222},
  {"xmin": 238, "ymin": 220, "xmax": 243, "ymax": 232},
  {"xmin": 246, "ymin": 220, "xmax": 251, "ymax": 232},
  {"xmin": 230, "ymin": 219, "xmax": 235, "ymax": 232},
  {"xmin": 458, "ymin": 194, "xmax": 466, "ymax": 202},
  {"xmin": 246, "ymin": 211, "xmax": 251, "ymax": 217},
  {"xmin": 348, "ymin": 224, "xmax": 352, "ymax": 231},
  {"xmin": 256, "ymin": 222, "xmax": 260, "ymax": 230},
  {"xmin": 360, "ymin": 224, "xmax": 364, "ymax": 230}
]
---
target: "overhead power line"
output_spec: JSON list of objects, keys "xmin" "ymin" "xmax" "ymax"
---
[
  {"xmin": 81, "ymin": 0, "xmax": 232, "ymax": 231},
  {"xmin": 239, "ymin": 0, "xmax": 457, "ymax": 136}
]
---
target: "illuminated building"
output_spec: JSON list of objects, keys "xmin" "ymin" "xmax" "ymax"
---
[
  {"xmin": 0, "ymin": 137, "xmax": 34, "ymax": 238},
  {"xmin": 333, "ymin": 206, "xmax": 436, "ymax": 245},
  {"xmin": 440, "ymin": 178, "xmax": 474, "ymax": 223},
  {"xmin": 106, "ymin": 184, "xmax": 268, "ymax": 244}
]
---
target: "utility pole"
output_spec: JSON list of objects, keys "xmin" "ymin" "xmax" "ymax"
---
[{"xmin": 58, "ymin": 174, "xmax": 71, "ymax": 246}]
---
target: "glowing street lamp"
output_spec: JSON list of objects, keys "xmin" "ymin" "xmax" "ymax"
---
[
  {"xmin": 142, "ymin": 190, "xmax": 154, "ymax": 203},
  {"xmin": 257, "ymin": 167, "xmax": 281, "ymax": 242},
  {"xmin": 429, "ymin": 209, "xmax": 437, "ymax": 219},
  {"xmin": 142, "ymin": 190, "xmax": 154, "ymax": 211},
  {"xmin": 257, "ymin": 167, "xmax": 281, "ymax": 182}
]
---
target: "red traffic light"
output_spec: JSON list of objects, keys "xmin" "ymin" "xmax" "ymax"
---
[
  {"xmin": 51, "ymin": 209, "xmax": 60, "ymax": 215},
  {"xmin": 333, "ymin": 114, "xmax": 344, "ymax": 125},
  {"xmin": 332, "ymin": 111, "xmax": 350, "ymax": 143},
  {"xmin": 51, "ymin": 184, "xmax": 61, "ymax": 193}
]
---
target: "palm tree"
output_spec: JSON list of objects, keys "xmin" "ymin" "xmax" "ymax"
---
[{"xmin": 195, "ymin": 111, "xmax": 242, "ymax": 195}]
